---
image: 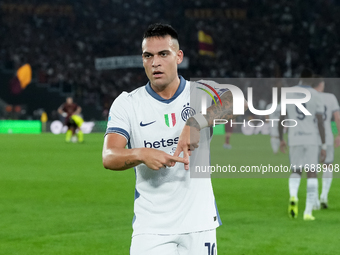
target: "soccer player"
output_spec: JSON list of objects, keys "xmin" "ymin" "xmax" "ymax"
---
[
  {"xmin": 58, "ymin": 97, "xmax": 83, "ymax": 142},
  {"xmin": 102, "ymin": 23, "xmax": 238, "ymax": 255},
  {"xmin": 312, "ymin": 77, "xmax": 340, "ymax": 209},
  {"xmin": 279, "ymin": 69, "xmax": 326, "ymax": 221}
]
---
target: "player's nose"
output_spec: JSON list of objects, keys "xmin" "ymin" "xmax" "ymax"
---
[{"xmin": 152, "ymin": 55, "xmax": 161, "ymax": 67}]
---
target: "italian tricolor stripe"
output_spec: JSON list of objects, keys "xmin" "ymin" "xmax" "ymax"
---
[{"xmin": 164, "ymin": 113, "xmax": 176, "ymax": 128}]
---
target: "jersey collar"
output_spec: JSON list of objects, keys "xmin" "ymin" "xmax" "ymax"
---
[
  {"xmin": 298, "ymin": 81, "xmax": 311, "ymax": 88},
  {"xmin": 145, "ymin": 75, "xmax": 186, "ymax": 104}
]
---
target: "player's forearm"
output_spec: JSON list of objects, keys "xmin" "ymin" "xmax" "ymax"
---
[
  {"xmin": 102, "ymin": 147, "xmax": 144, "ymax": 170},
  {"xmin": 204, "ymin": 91, "xmax": 235, "ymax": 126},
  {"xmin": 279, "ymin": 115, "xmax": 284, "ymax": 141},
  {"xmin": 189, "ymin": 90, "xmax": 246, "ymax": 129},
  {"xmin": 186, "ymin": 90, "xmax": 247, "ymax": 129},
  {"xmin": 316, "ymin": 114, "xmax": 326, "ymax": 144}
]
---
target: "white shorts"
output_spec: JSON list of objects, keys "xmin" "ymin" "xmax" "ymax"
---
[
  {"xmin": 130, "ymin": 229, "xmax": 217, "ymax": 255},
  {"xmin": 289, "ymin": 145, "xmax": 318, "ymax": 168},
  {"xmin": 319, "ymin": 145, "xmax": 334, "ymax": 164}
]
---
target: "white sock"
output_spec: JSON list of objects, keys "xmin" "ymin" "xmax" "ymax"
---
[
  {"xmin": 315, "ymin": 178, "xmax": 320, "ymax": 205},
  {"xmin": 320, "ymin": 167, "xmax": 333, "ymax": 202},
  {"xmin": 304, "ymin": 178, "xmax": 318, "ymax": 215},
  {"xmin": 289, "ymin": 173, "xmax": 301, "ymax": 199}
]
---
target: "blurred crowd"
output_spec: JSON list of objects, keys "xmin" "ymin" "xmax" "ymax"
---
[{"xmin": 1, "ymin": 0, "xmax": 340, "ymax": 114}]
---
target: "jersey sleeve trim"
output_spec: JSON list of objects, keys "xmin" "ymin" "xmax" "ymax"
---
[
  {"xmin": 105, "ymin": 127, "xmax": 130, "ymax": 141},
  {"xmin": 332, "ymin": 108, "xmax": 340, "ymax": 113}
]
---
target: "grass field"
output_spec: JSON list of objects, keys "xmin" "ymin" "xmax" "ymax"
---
[{"xmin": 1, "ymin": 133, "xmax": 339, "ymax": 255}]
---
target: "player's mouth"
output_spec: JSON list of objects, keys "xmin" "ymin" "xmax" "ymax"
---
[{"xmin": 152, "ymin": 71, "xmax": 164, "ymax": 78}]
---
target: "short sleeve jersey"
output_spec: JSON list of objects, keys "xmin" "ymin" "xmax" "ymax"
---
[
  {"xmin": 106, "ymin": 76, "xmax": 224, "ymax": 236},
  {"xmin": 61, "ymin": 103, "xmax": 78, "ymax": 118},
  {"xmin": 286, "ymin": 85, "xmax": 324, "ymax": 146}
]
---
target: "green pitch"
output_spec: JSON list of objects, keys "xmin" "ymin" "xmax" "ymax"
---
[{"xmin": 0, "ymin": 133, "xmax": 339, "ymax": 254}]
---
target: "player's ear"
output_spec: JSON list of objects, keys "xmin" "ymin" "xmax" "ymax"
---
[{"xmin": 177, "ymin": 50, "xmax": 184, "ymax": 65}]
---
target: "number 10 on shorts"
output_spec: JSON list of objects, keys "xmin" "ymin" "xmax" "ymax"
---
[{"xmin": 205, "ymin": 242, "xmax": 216, "ymax": 255}]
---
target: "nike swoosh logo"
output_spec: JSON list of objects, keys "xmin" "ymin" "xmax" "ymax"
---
[{"xmin": 140, "ymin": 121, "xmax": 156, "ymax": 127}]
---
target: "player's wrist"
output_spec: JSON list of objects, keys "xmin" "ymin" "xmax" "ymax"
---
[
  {"xmin": 135, "ymin": 148, "xmax": 146, "ymax": 164},
  {"xmin": 190, "ymin": 114, "xmax": 208, "ymax": 130}
]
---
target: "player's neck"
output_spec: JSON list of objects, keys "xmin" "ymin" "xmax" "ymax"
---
[{"xmin": 151, "ymin": 76, "xmax": 180, "ymax": 100}]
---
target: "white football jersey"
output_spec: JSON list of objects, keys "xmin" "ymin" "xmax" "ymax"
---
[
  {"xmin": 106, "ymin": 76, "xmax": 223, "ymax": 236},
  {"xmin": 286, "ymin": 84, "xmax": 324, "ymax": 146},
  {"xmin": 318, "ymin": 92, "xmax": 340, "ymax": 145},
  {"xmin": 266, "ymin": 102, "xmax": 281, "ymax": 137}
]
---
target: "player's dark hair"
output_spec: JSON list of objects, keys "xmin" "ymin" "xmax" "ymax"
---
[
  {"xmin": 300, "ymin": 68, "xmax": 313, "ymax": 85},
  {"xmin": 143, "ymin": 23, "xmax": 179, "ymax": 42},
  {"xmin": 312, "ymin": 75, "xmax": 324, "ymax": 88},
  {"xmin": 300, "ymin": 68, "xmax": 313, "ymax": 78}
]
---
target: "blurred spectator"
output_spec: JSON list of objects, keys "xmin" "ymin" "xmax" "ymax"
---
[{"xmin": 1, "ymin": 0, "xmax": 340, "ymax": 111}]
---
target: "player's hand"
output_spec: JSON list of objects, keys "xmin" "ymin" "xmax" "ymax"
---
[
  {"xmin": 320, "ymin": 149, "xmax": 327, "ymax": 163},
  {"xmin": 280, "ymin": 140, "xmax": 287, "ymax": 153},
  {"xmin": 140, "ymin": 148, "xmax": 188, "ymax": 171},
  {"xmin": 335, "ymin": 136, "xmax": 340, "ymax": 148},
  {"xmin": 173, "ymin": 125, "xmax": 200, "ymax": 170}
]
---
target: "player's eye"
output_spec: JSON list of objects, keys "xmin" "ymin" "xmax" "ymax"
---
[
  {"xmin": 143, "ymin": 54, "xmax": 152, "ymax": 59},
  {"xmin": 160, "ymin": 52, "xmax": 168, "ymax": 57}
]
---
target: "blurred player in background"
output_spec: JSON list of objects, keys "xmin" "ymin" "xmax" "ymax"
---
[
  {"xmin": 312, "ymin": 77, "xmax": 340, "ymax": 209},
  {"xmin": 58, "ymin": 97, "xmax": 84, "ymax": 143},
  {"xmin": 279, "ymin": 69, "xmax": 326, "ymax": 221},
  {"xmin": 266, "ymin": 91, "xmax": 281, "ymax": 154},
  {"xmin": 223, "ymin": 120, "xmax": 233, "ymax": 149},
  {"xmin": 102, "ymin": 23, "xmax": 238, "ymax": 255}
]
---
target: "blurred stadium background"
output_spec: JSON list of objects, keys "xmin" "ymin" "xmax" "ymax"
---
[
  {"xmin": 1, "ymin": 0, "xmax": 340, "ymax": 125},
  {"xmin": 1, "ymin": 1, "xmax": 340, "ymax": 254}
]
